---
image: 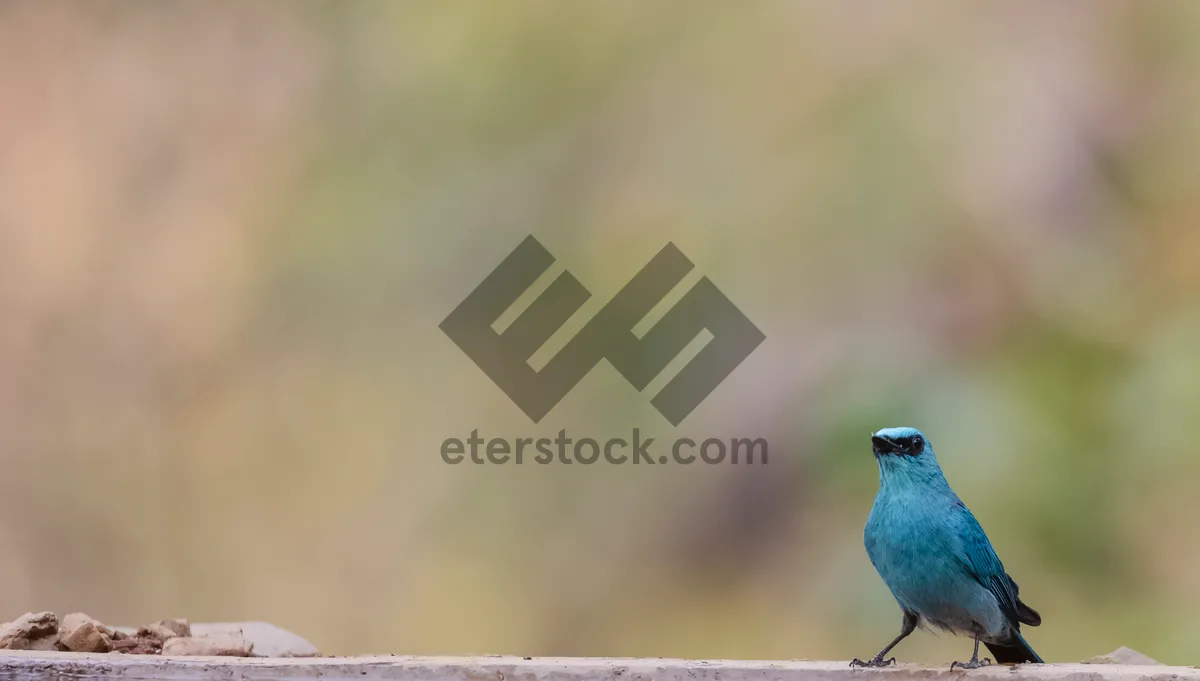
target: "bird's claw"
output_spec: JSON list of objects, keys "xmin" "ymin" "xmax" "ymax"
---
[
  {"xmin": 950, "ymin": 658, "xmax": 992, "ymax": 671},
  {"xmin": 850, "ymin": 656, "xmax": 897, "ymax": 668}
]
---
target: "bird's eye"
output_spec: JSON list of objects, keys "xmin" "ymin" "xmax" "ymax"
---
[{"xmin": 911, "ymin": 436, "xmax": 924, "ymax": 450}]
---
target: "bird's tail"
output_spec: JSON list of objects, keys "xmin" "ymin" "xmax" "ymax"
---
[{"xmin": 984, "ymin": 631, "xmax": 1043, "ymax": 664}]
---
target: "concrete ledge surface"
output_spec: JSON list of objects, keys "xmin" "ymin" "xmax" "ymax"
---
[{"xmin": 0, "ymin": 653, "xmax": 1195, "ymax": 681}]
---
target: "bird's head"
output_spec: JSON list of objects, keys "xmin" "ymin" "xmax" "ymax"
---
[{"xmin": 870, "ymin": 426, "xmax": 945, "ymax": 484}]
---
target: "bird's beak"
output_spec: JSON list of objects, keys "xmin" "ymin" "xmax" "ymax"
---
[{"xmin": 871, "ymin": 434, "xmax": 900, "ymax": 455}]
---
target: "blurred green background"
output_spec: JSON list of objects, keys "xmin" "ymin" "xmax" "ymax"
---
[{"xmin": 1, "ymin": 0, "xmax": 1199, "ymax": 666}]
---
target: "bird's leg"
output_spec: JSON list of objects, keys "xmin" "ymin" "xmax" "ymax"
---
[
  {"xmin": 950, "ymin": 637, "xmax": 993, "ymax": 671},
  {"xmin": 851, "ymin": 612, "xmax": 917, "ymax": 668}
]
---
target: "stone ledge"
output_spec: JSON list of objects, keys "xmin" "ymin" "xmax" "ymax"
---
[{"xmin": 0, "ymin": 653, "xmax": 1196, "ymax": 681}]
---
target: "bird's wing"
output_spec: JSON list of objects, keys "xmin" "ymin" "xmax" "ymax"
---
[{"xmin": 951, "ymin": 500, "xmax": 1025, "ymax": 626}]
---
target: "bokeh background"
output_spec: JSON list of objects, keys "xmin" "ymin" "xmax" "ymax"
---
[{"xmin": 2, "ymin": 0, "xmax": 1199, "ymax": 665}]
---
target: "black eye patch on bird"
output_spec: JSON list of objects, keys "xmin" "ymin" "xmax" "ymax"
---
[{"xmin": 871, "ymin": 434, "xmax": 924, "ymax": 456}]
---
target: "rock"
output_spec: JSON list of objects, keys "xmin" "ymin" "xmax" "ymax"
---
[
  {"xmin": 1082, "ymin": 646, "xmax": 1162, "ymax": 665},
  {"xmin": 161, "ymin": 632, "xmax": 253, "ymax": 657},
  {"xmin": 58, "ymin": 613, "xmax": 112, "ymax": 653},
  {"xmin": 0, "ymin": 611, "xmax": 60, "ymax": 650},
  {"xmin": 26, "ymin": 635, "xmax": 62, "ymax": 651},
  {"xmin": 136, "ymin": 618, "xmax": 191, "ymax": 641},
  {"xmin": 190, "ymin": 622, "xmax": 318, "ymax": 657},
  {"xmin": 111, "ymin": 637, "xmax": 162, "ymax": 655},
  {"xmin": 5, "ymin": 611, "xmax": 57, "ymax": 638},
  {"xmin": 59, "ymin": 613, "xmax": 93, "ymax": 634},
  {"xmin": 58, "ymin": 621, "xmax": 110, "ymax": 653},
  {"xmin": 156, "ymin": 619, "xmax": 191, "ymax": 638}
]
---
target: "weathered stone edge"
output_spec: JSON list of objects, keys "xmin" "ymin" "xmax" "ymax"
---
[{"xmin": 0, "ymin": 653, "xmax": 1195, "ymax": 681}]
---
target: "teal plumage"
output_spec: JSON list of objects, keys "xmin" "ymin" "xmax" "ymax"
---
[{"xmin": 853, "ymin": 427, "xmax": 1043, "ymax": 669}]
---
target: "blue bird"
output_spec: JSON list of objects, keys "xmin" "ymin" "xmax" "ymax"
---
[{"xmin": 852, "ymin": 427, "xmax": 1043, "ymax": 670}]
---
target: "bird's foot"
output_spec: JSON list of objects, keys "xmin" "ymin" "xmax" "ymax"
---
[
  {"xmin": 950, "ymin": 657, "xmax": 992, "ymax": 671},
  {"xmin": 850, "ymin": 656, "xmax": 897, "ymax": 668}
]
